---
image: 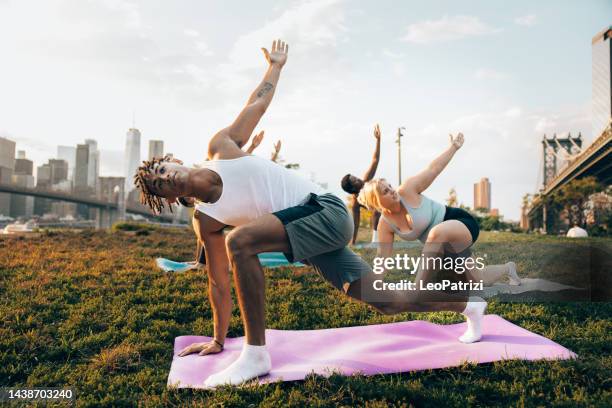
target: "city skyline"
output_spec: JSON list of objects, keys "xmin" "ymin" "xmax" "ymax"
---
[{"xmin": 0, "ymin": 1, "xmax": 610, "ymax": 220}]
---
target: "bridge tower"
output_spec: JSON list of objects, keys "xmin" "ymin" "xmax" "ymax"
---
[
  {"xmin": 97, "ymin": 177, "xmax": 126, "ymax": 228},
  {"xmin": 541, "ymin": 133, "xmax": 583, "ymax": 188}
]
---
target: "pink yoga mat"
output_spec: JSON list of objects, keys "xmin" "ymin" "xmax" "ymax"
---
[{"xmin": 167, "ymin": 315, "xmax": 576, "ymax": 389}]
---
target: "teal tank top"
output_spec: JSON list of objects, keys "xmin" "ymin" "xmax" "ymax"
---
[{"xmin": 382, "ymin": 195, "xmax": 446, "ymax": 243}]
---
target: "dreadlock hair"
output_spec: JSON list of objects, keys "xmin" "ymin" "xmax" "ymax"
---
[{"xmin": 133, "ymin": 155, "xmax": 175, "ymax": 215}]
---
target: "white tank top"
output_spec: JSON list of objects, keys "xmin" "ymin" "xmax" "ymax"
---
[{"xmin": 194, "ymin": 155, "xmax": 323, "ymax": 226}]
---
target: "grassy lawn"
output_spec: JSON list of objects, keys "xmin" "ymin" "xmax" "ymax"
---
[{"xmin": 0, "ymin": 227, "xmax": 610, "ymax": 407}]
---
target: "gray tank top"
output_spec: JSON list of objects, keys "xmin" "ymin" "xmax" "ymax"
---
[{"xmin": 382, "ymin": 195, "xmax": 446, "ymax": 243}]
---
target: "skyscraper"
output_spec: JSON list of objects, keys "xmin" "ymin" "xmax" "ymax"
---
[
  {"xmin": 473, "ymin": 177, "xmax": 491, "ymax": 211},
  {"xmin": 148, "ymin": 140, "xmax": 164, "ymax": 160},
  {"xmin": 48, "ymin": 159, "xmax": 69, "ymax": 185},
  {"xmin": 592, "ymin": 26, "xmax": 612, "ymax": 138},
  {"xmin": 0, "ymin": 137, "xmax": 16, "ymax": 216},
  {"xmin": 57, "ymin": 145, "xmax": 76, "ymax": 182},
  {"xmin": 124, "ymin": 128, "xmax": 141, "ymax": 193},
  {"xmin": 14, "ymin": 151, "xmax": 33, "ymax": 175},
  {"xmin": 74, "ymin": 144, "xmax": 89, "ymax": 190},
  {"xmin": 11, "ymin": 151, "xmax": 34, "ymax": 218},
  {"xmin": 84, "ymin": 139, "xmax": 99, "ymax": 190}
]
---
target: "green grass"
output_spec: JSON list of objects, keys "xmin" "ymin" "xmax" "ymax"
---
[{"xmin": 0, "ymin": 229, "xmax": 610, "ymax": 407}]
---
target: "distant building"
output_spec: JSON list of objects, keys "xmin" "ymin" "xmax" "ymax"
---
[
  {"xmin": 34, "ymin": 163, "xmax": 52, "ymax": 215},
  {"xmin": 473, "ymin": 177, "xmax": 491, "ymax": 211},
  {"xmin": 34, "ymin": 159, "xmax": 69, "ymax": 215},
  {"xmin": 10, "ymin": 173, "xmax": 34, "ymax": 218},
  {"xmin": 0, "ymin": 137, "xmax": 16, "ymax": 216},
  {"xmin": 11, "ymin": 151, "xmax": 34, "ymax": 218},
  {"xmin": 148, "ymin": 140, "xmax": 164, "ymax": 160},
  {"xmin": 85, "ymin": 139, "xmax": 99, "ymax": 190},
  {"xmin": 74, "ymin": 144, "xmax": 90, "ymax": 190},
  {"xmin": 48, "ymin": 159, "xmax": 68, "ymax": 185},
  {"xmin": 592, "ymin": 26, "xmax": 612, "ymax": 138},
  {"xmin": 57, "ymin": 145, "xmax": 76, "ymax": 181},
  {"xmin": 15, "ymin": 151, "xmax": 33, "ymax": 175},
  {"xmin": 490, "ymin": 208, "xmax": 500, "ymax": 217},
  {"xmin": 124, "ymin": 128, "xmax": 141, "ymax": 194}
]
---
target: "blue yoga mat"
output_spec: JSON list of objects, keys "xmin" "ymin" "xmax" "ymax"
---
[{"xmin": 156, "ymin": 252, "xmax": 303, "ymax": 272}]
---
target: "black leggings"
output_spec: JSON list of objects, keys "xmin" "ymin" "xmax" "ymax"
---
[{"xmin": 443, "ymin": 206, "xmax": 480, "ymax": 243}]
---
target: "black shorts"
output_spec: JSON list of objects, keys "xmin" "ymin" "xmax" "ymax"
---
[{"xmin": 443, "ymin": 206, "xmax": 480, "ymax": 243}]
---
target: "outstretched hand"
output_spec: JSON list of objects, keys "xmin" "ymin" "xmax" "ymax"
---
[
  {"xmin": 178, "ymin": 340, "xmax": 222, "ymax": 357},
  {"xmin": 450, "ymin": 132, "xmax": 464, "ymax": 150},
  {"xmin": 373, "ymin": 123, "xmax": 381, "ymax": 140},
  {"xmin": 251, "ymin": 130, "xmax": 264, "ymax": 149},
  {"xmin": 262, "ymin": 39, "xmax": 289, "ymax": 68}
]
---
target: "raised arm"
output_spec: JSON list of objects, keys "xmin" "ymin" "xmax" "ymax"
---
[
  {"xmin": 362, "ymin": 124, "xmax": 381, "ymax": 181},
  {"xmin": 246, "ymin": 131, "xmax": 265, "ymax": 154},
  {"xmin": 270, "ymin": 140, "xmax": 282, "ymax": 162},
  {"xmin": 399, "ymin": 133, "xmax": 464, "ymax": 194},
  {"xmin": 209, "ymin": 40, "xmax": 288, "ymax": 159}
]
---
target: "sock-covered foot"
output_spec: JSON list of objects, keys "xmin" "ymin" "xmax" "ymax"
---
[
  {"xmin": 507, "ymin": 262, "xmax": 521, "ymax": 286},
  {"xmin": 459, "ymin": 297, "xmax": 487, "ymax": 343},
  {"xmin": 204, "ymin": 344, "xmax": 271, "ymax": 388}
]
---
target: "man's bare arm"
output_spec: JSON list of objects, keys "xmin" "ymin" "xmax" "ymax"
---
[
  {"xmin": 203, "ymin": 229, "xmax": 232, "ymax": 346},
  {"xmin": 362, "ymin": 124, "xmax": 381, "ymax": 181},
  {"xmin": 209, "ymin": 40, "xmax": 288, "ymax": 159},
  {"xmin": 178, "ymin": 213, "xmax": 231, "ymax": 357},
  {"xmin": 351, "ymin": 197, "xmax": 361, "ymax": 245}
]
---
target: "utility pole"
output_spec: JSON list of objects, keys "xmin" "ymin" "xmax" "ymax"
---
[{"xmin": 396, "ymin": 127, "xmax": 405, "ymax": 185}]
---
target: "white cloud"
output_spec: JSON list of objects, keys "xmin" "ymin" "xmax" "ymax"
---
[
  {"xmin": 474, "ymin": 68, "xmax": 507, "ymax": 80},
  {"xmin": 504, "ymin": 107, "xmax": 522, "ymax": 118},
  {"xmin": 195, "ymin": 41, "xmax": 214, "ymax": 56},
  {"xmin": 382, "ymin": 48, "xmax": 404, "ymax": 59},
  {"xmin": 514, "ymin": 14, "xmax": 537, "ymax": 27},
  {"xmin": 400, "ymin": 15, "xmax": 500, "ymax": 44},
  {"xmin": 183, "ymin": 28, "xmax": 200, "ymax": 37},
  {"xmin": 227, "ymin": 0, "xmax": 348, "ymax": 70}
]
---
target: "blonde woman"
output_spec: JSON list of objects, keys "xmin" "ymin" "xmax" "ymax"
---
[{"xmin": 358, "ymin": 133, "xmax": 520, "ymax": 341}]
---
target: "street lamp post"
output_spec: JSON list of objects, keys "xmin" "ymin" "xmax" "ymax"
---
[{"xmin": 396, "ymin": 127, "xmax": 405, "ymax": 185}]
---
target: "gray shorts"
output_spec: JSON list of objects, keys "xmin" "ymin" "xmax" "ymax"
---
[{"xmin": 273, "ymin": 193, "xmax": 371, "ymax": 291}]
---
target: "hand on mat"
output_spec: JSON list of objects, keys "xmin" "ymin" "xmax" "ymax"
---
[
  {"xmin": 373, "ymin": 123, "xmax": 381, "ymax": 140},
  {"xmin": 449, "ymin": 132, "xmax": 464, "ymax": 150},
  {"xmin": 178, "ymin": 340, "xmax": 222, "ymax": 357},
  {"xmin": 262, "ymin": 39, "xmax": 288, "ymax": 68},
  {"xmin": 251, "ymin": 130, "xmax": 264, "ymax": 149}
]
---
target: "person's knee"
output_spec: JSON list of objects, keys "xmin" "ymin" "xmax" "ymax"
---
[
  {"xmin": 225, "ymin": 228, "xmax": 254, "ymax": 260},
  {"xmin": 427, "ymin": 225, "xmax": 448, "ymax": 243}
]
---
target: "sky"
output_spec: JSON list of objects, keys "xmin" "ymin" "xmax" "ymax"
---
[{"xmin": 0, "ymin": 0, "xmax": 610, "ymax": 220}]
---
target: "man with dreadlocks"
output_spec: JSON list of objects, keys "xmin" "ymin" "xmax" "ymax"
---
[
  {"xmin": 154, "ymin": 130, "xmax": 279, "ymax": 273},
  {"xmin": 134, "ymin": 39, "xmax": 483, "ymax": 388}
]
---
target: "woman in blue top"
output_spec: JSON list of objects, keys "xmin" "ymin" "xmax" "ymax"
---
[{"xmin": 358, "ymin": 133, "xmax": 520, "ymax": 342}]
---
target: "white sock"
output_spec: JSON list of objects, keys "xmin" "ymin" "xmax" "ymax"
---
[
  {"xmin": 204, "ymin": 344, "xmax": 271, "ymax": 388},
  {"xmin": 371, "ymin": 230, "xmax": 378, "ymax": 243},
  {"xmin": 459, "ymin": 297, "xmax": 487, "ymax": 343},
  {"xmin": 507, "ymin": 262, "xmax": 521, "ymax": 286}
]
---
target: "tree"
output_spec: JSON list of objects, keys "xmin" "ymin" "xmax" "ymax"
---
[{"xmin": 549, "ymin": 177, "xmax": 602, "ymax": 227}]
